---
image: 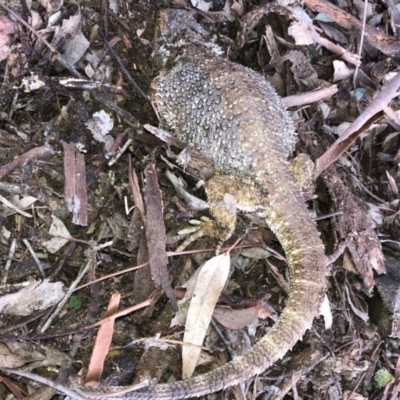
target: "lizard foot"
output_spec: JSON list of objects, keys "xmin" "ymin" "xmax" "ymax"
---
[
  {"xmin": 176, "ymin": 216, "xmax": 230, "ymax": 254},
  {"xmin": 175, "ymin": 174, "xmax": 263, "ymax": 254}
]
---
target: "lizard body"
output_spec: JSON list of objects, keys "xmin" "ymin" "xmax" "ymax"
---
[{"xmin": 78, "ymin": 9, "xmax": 326, "ymax": 399}]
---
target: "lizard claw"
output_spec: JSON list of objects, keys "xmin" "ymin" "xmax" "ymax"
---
[{"xmin": 176, "ymin": 216, "xmax": 226, "ymax": 254}]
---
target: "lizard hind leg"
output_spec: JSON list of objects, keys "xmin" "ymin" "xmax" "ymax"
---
[
  {"xmin": 176, "ymin": 215, "xmax": 233, "ymax": 254},
  {"xmin": 177, "ymin": 175, "xmax": 236, "ymax": 254},
  {"xmin": 177, "ymin": 175, "xmax": 263, "ymax": 253},
  {"xmin": 176, "ymin": 175, "xmax": 238, "ymax": 254}
]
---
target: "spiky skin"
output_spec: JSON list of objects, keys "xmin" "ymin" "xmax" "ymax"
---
[{"xmin": 76, "ymin": 9, "xmax": 326, "ymax": 400}]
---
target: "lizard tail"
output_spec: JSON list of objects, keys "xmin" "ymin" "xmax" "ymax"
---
[{"xmin": 80, "ymin": 187, "xmax": 326, "ymax": 400}]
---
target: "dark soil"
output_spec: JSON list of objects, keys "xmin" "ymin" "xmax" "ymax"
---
[{"xmin": 0, "ymin": 0, "xmax": 400, "ymax": 399}]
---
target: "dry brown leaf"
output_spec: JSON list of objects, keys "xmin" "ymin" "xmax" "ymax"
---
[
  {"xmin": 143, "ymin": 163, "xmax": 177, "ymax": 311},
  {"xmin": 323, "ymin": 171, "xmax": 385, "ymax": 290},
  {"xmin": 315, "ymin": 73, "xmax": 400, "ymax": 178},
  {"xmin": 0, "ymin": 374, "xmax": 26, "ymax": 398},
  {"xmin": 62, "ymin": 141, "xmax": 88, "ymax": 226},
  {"xmin": 212, "ymin": 306, "xmax": 259, "ymax": 330},
  {"xmin": 85, "ymin": 293, "xmax": 121, "ymax": 386}
]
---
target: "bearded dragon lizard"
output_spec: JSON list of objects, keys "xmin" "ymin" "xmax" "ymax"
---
[{"xmin": 77, "ymin": 8, "xmax": 326, "ymax": 399}]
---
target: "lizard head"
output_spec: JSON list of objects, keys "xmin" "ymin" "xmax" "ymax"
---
[
  {"xmin": 157, "ymin": 9, "xmax": 209, "ymax": 42},
  {"xmin": 153, "ymin": 9, "xmax": 223, "ymax": 67}
]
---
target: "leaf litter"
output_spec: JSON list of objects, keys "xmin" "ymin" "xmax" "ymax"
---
[{"xmin": 0, "ymin": 0, "xmax": 400, "ymax": 398}]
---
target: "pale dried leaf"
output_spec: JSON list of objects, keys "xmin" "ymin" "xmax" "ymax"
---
[
  {"xmin": 21, "ymin": 74, "xmax": 46, "ymax": 92},
  {"xmin": 191, "ymin": 0, "xmax": 212, "ymax": 12},
  {"xmin": 231, "ymin": 0, "xmax": 244, "ymax": 15},
  {"xmin": 382, "ymin": 71, "xmax": 399, "ymax": 85},
  {"xmin": 240, "ymin": 247, "xmax": 271, "ymax": 260},
  {"xmin": 182, "ymin": 253, "xmax": 230, "ymax": 378},
  {"xmin": 0, "ymin": 279, "xmax": 65, "ymax": 316},
  {"xmin": 86, "ymin": 110, "xmax": 114, "ymax": 137},
  {"xmin": 177, "ymin": 268, "xmax": 202, "ymax": 306},
  {"xmin": 386, "ymin": 170, "xmax": 399, "ymax": 195},
  {"xmin": 41, "ymin": 215, "xmax": 72, "ymax": 254},
  {"xmin": 0, "ymin": 14, "xmax": 16, "ymax": 34},
  {"xmin": 246, "ymin": 317, "xmax": 259, "ymax": 336},
  {"xmin": 331, "ymin": 121, "xmax": 352, "ymax": 137},
  {"xmin": 288, "ymin": 21, "xmax": 314, "ymax": 45},
  {"xmin": 0, "ymin": 341, "xmax": 70, "ymax": 369},
  {"xmin": 62, "ymin": 29, "xmax": 90, "ymax": 66},
  {"xmin": 11, "ymin": 195, "xmax": 37, "ymax": 210},
  {"xmin": 3, "ymin": 194, "xmax": 37, "ymax": 217},
  {"xmin": 86, "ymin": 110, "xmax": 115, "ymax": 152},
  {"xmin": 48, "ymin": 10, "xmax": 62, "ymax": 27},
  {"xmin": 287, "ymin": 6, "xmax": 315, "ymax": 45},
  {"xmin": 369, "ymin": 245, "xmax": 386, "ymax": 275},
  {"xmin": 333, "ymin": 60, "xmax": 353, "ymax": 82},
  {"xmin": 170, "ymin": 302, "xmax": 190, "ymax": 328},
  {"xmin": 341, "ymin": 250, "xmax": 358, "ymax": 274},
  {"xmin": 37, "ymin": 0, "xmax": 63, "ymax": 13},
  {"xmin": 366, "ymin": 202, "xmax": 383, "ymax": 228},
  {"xmin": 85, "ymin": 51, "xmax": 102, "ymax": 69},
  {"xmin": 0, "ymin": 35, "xmax": 11, "ymax": 63},
  {"xmin": 0, "ymin": 342, "xmax": 47, "ymax": 368},
  {"xmin": 109, "ymin": 0, "xmax": 118, "ymax": 13},
  {"xmin": 288, "ymin": 5, "xmax": 314, "ymax": 28},
  {"xmin": 318, "ymin": 102, "xmax": 330, "ymax": 119},
  {"xmin": 343, "ymin": 391, "xmax": 367, "ymax": 400},
  {"xmin": 345, "ymin": 285, "xmax": 369, "ymax": 323},
  {"xmin": 319, "ymin": 294, "xmax": 333, "ymax": 329},
  {"xmin": 85, "ymin": 62, "xmax": 95, "ymax": 78},
  {"xmin": 276, "ymin": 0, "xmax": 292, "ymax": 6},
  {"xmin": 50, "ymin": 11, "xmax": 80, "ymax": 52},
  {"xmin": 1, "ymin": 226, "xmax": 11, "ymax": 243},
  {"xmin": 30, "ymin": 10, "xmax": 43, "ymax": 30}
]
